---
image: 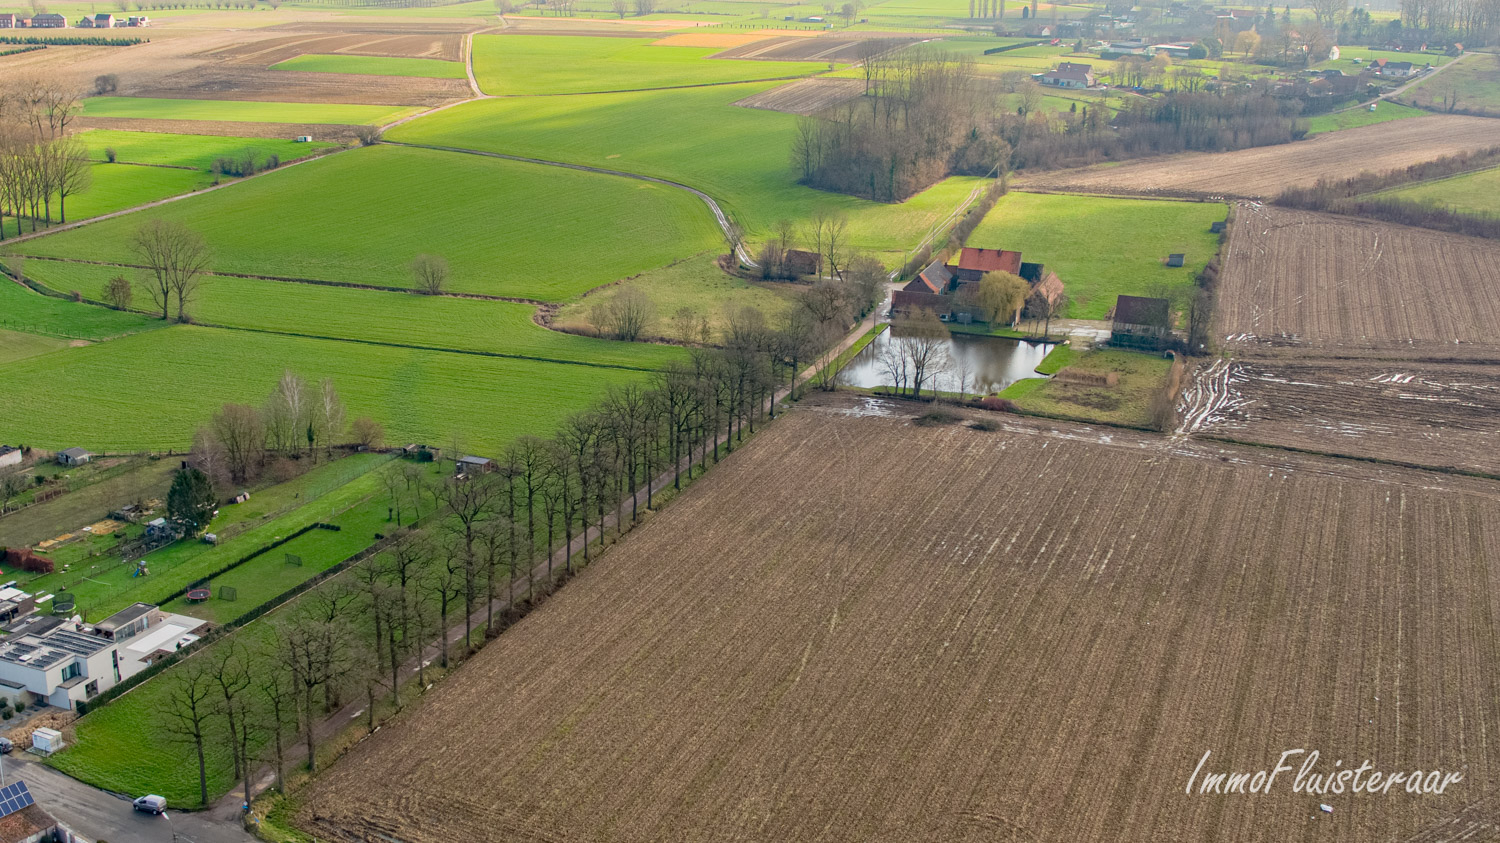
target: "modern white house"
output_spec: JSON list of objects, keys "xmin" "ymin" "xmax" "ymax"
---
[{"xmin": 0, "ymin": 620, "xmax": 122, "ymax": 710}]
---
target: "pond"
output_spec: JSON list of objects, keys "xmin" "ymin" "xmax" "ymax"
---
[{"xmin": 841, "ymin": 326, "xmax": 1055, "ymax": 394}]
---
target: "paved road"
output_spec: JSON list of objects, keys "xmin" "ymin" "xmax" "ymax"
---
[{"xmin": 4, "ymin": 753, "xmax": 253, "ymax": 843}]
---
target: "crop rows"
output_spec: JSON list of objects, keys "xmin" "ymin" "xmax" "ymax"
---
[{"xmin": 299, "ymin": 400, "xmax": 1500, "ymax": 843}]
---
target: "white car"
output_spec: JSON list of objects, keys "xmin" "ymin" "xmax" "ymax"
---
[{"xmin": 132, "ymin": 795, "xmax": 166, "ymax": 815}]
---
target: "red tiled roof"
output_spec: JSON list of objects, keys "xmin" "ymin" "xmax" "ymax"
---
[{"xmin": 954, "ymin": 247, "xmax": 1022, "ymax": 276}]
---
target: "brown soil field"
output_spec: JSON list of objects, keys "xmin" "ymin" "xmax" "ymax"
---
[
  {"xmin": 75, "ymin": 117, "xmax": 366, "ymax": 143},
  {"xmin": 1213, "ymin": 202, "xmax": 1500, "ymax": 359},
  {"xmin": 1016, "ymin": 115, "xmax": 1500, "ymax": 198},
  {"xmin": 298, "ymin": 396, "xmax": 1500, "ymax": 843},
  {"xmin": 130, "ymin": 67, "xmax": 467, "ymax": 105},
  {"xmin": 1178, "ymin": 357, "xmax": 1500, "ymax": 475},
  {"xmin": 733, "ymin": 77, "xmax": 865, "ymax": 114},
  {"xmin": 712, "ymin": 33, "xmax": 918, "ymax": 62},
  {"xmin": 652, "ymin": 32, "xmax": 780, "ymax": 48},
  {"xmin": 205, "ymin": 31, "xmax": 465, "ymax": 64}
]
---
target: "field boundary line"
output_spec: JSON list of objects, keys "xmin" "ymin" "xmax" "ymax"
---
[
  {"xmin": 382, "ymin": 140, "xmax": 756, "ymax": 265},
  {"xmin": 186, "ymin": 319, "xmax": 676, "ymax": 373},
  {"xmin": 0, "ymin": 146, "xmax": 350, "ymax": 248}
]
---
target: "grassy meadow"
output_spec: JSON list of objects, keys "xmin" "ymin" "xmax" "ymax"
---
[
  {"xmin": 969, "ymin": 192, "xmax": 1226, "ymax": 319},
  {"xmin": 78, "ymin": 130, "xmax": 338, "ymax": 169},
  {"xmin": 1377, "ymin": 165, "xmax": 1500, "ymax": 216},
  {"xmin": 20, "ymin": 259, "xmax": 687, "ymax": 369},
  {"xmin": 79, "ymin": 97, "xmax": 420, "ymax": 126},
  {"xmin": 12, "ymin": 145, "xmax": 723, "ymax": 301},
  {"xmin": 388, "ymin": 83, "xmax": 991, "ymax": 260},
  {"xmin": 471, "ymin": 34, "xmax": 827, "ymax": 95},
  {"xmin": 0, "ymin": 278, "xmax": 158, "ymax": 340},
  {"xmin": 272, "ymin": 53, "xmax": 468, "ymax": 78},
  {"xmin": 1304, "ymin": 100, "xmax": 1424, "ymax": 134},
  {"xmin": 0, "ymin": 325, "xmax": 650, "ymax": 453},
  {"xmin": 1397, "ymin": 51, "xmax": 1500, "ymax": 114},
  {"xmin": 0, "ymin": 328, "xmax": 65, "ymax": 364}
]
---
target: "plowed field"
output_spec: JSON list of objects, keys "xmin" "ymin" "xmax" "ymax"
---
[
  {"xmin": 1017, "ymin": 115, "xmax": 1500, "ymax": 198},
  {"xmin": 1178, "ymin": 358, "xmax": 1500, "ymax": 475},
  {"xmin": 1213, "ymin": 202, "xmax": 1500, "ymax": 359},
  {"xmin": 712, "ymin": 33, "xmax": 917, "ymax": 61},
  {"xmin": 298, "ymin": 397, "xmax": 1500, "ymax": 843},
  {"xmin": 733, "ymin": 77, "xmax": 865, "ymax": 114}
]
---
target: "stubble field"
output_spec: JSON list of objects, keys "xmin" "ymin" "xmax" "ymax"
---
[
  {"xmin": 1016, "ymin": 115, "xmax": 1500, "ymax": 198},
  {"xmin": 1213, "ymin": 202, "xmax": 1500, "ymax": 358},
  {"xmin": 297, "ymin": 398, "xmax": 1500, "ymax": 843}
]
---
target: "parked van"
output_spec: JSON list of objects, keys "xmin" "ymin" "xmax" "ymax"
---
[{"xmin": 133, "ymin": 795, "xmax": 166, "ymax": 815}]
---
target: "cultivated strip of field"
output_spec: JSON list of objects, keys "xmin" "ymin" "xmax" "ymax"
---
[
  {"xmin": 79, "ymin": 97, "xmax": 421, "ymax": 126},
  {"xmin": 469, "ymin": 34, "xmax": 828, "ymax": 95},
  {"xmin": 1016, "ymin": 115, "xmax": 1500, "ymax": 198},
  {"xmin": 1213, "ymin": 202, "xmax": 1500, "ymax": 358},
  {"xmin": 732, "ymin": 77, "xmax": 865, "ymax": 114},
  {"xmin": 270, "ymin": 53, "xmax": 468, "ymax": 78},
  {"xmin": 299, "ymin": 398, "xmax": 1500, "ymax": 843},
  {"xmin": 1178, "ymin": 358, "xmax": 1500, "ymax": 476}
]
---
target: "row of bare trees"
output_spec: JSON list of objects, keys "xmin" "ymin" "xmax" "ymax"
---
[
  {"xmin": 194, "ymin": 371, "xmax": 384, "ymax": 487},
  {"xmin": 0, "ymin": 77, "xmax": 91, "ymax": 237},
  {"xmin": 161, "ymin": 303, "xmax": 877, "ymax": 806}
]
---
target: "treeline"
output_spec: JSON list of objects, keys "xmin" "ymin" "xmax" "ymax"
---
[
  {"xmin": 1276, "ymin": 146, "xmax": 1500, "ymax": 240},
  {"xmin": 0, "ymin": 36, "xmax": 141, "ymax": 46},
  {"xmin": 159, "ymin": 304, "xmax": 859, "ymax": 808},
  {"xmin": 193, "ymin": 371, "xmax": 384, "ymax": 487},
  {"xmin": 1397, "ymin": 0, "xmax": 1500, "ymax": 40},
  {"xmin": 792, "ymin": 49, "xmax": 1010, "ymax": 201},
  {"xmin": 1008, "ymin": 90, "xmax": 1305, "ymax": 170},
  {"xmin": 0, "ymin": 46, "xmax": 45, "ymax": 56},
  {"xmin": 0, "ymin": 78, "xmax": 93, "ymax": 235}
]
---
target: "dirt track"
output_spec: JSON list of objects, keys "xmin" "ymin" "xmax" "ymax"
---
[
  {"xmin": 297, "ymin": 397, "xmax": 1500, "ymax": 843},
  {"xmin": 1017, "ymin": 115, "xmax": 1500, "ymax": 198}
]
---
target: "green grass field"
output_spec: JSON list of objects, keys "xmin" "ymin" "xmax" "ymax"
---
[
  {"xmin": 0, "ymin": 328, "xmax": 65, "ymax": 364},
  {"xmin": 969, "ymin": 192, "xmax": 1226, "ymax": 319},
  {"xmin": 1315, "ymin": 45, "xmax": 1456, "ymax": 71},
  {"xmin": 78, "ymin": 130, "xmax": 338, "ymax": 170},
  {"xmin": 1397, "ymin": 52, "xmax": 1500, "ymax": 114},
  {"xmin": 0, "ymin": 325, "xmax": 650, "ymax": 453},
  {"xmin": 13, "ymin": 145, "xmax": 723, "ymax": 301},
  {"xmin": 471, "ymin": 34, "xmax": 826, "ymax": 95},
  {"xmin": 1009, "ymin": 348, "xmax": 1171, "ymax": 427},
  {"xmin": 272, "ymin": 53, "xmax": 467, "ymax": 78},
  {"xmin": 0, "ymin": 278, "xmax": 157, "ymax": 340},
  {"xmin": 1304, "ymin": 100, "xmax": 1424, "ymax": 134},
  {"xmin": 552, "ymin": 252, "xmax": 797, "ymax": 343},
  {"xmin": 1377, "ymin": 164, "xmax": 1500, "ymax": 216},
  {"xmin": 20, "ymin": 259, "xmax": 688, "ymax": 369},
  {"xmin": 388, "ymin": 82, "xmax": 990, "ymax": 258},
  {"xmin": 79, "ymin": 97, "xmax": 419, "ymax": 125}
]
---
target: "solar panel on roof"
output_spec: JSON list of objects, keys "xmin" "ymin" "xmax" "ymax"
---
[{"xmin": 0, "ymin": 781, "xmax": 35, "ymax": 818}]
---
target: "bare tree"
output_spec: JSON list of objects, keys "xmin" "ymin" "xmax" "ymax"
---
[
  {"xmin": 590, "ymin": 287, "xmax": 655, "ymax": 340},
  {"xmin": 263, "ymin": 370, "xmax": 309, "ymax": 457},
  {"xmin": 211, "ymin": 403, "xmax": 264, "ymax": 484},
  {"xmin": 894, "ymin": 308, "xmax": 949, "ymax": 398},
  {"xmin": 0, "ymin": 467, "xmax": 26, "ymax": 514},
  {"xmin": 52, "ymin": 136, "xmax": 90, "ymax": 224},
  {"xmin": 93, "ymin": 74, "xmax": 119, "ymax": 95},
  {"xmin": 131, "ymin": 219, "xmax": 211, "ymax": 322},
  {"xmin": 312, "ymin": 377, "xmax": 347, "ymax": 457},
  {"xmin": 612, "ymin": 0, "xmax": 626, "ymax": 15},
  {"xmin": 161, "ymin": 661, "xmax": 216, "ymax": 807},
  {"xmin": 208, "ymin": 642, "xmax": 254, "ymax": 811},
  {"xmin": 252, "ymin": 638, "xmax": 298, "ymax": 794},
  {"xmin": 103, "ymin": 274, "xmax": 132, "ymax": 311},
  {"xmin": 353, "ymin": 125, "xmax": 382, "ymax": 147},
  {"xmin": 352, "ymin": 416, "xmax": 384, "ymax": 450},
  {"xmin": 410, "ymin": 254, "xmax": 448, "ymax": 295}
]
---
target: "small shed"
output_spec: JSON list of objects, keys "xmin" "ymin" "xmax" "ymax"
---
[
  {"xmin": 1166, "ymin": 253, "xmax": 1185, "ymax": 268},
  {"xmin": 0, "ymin": 445, "xmax": 19, "ymax": 469},
  {"xmin": 455, "ymin": 455, "xmax": 492, "ymax": 477},
  {"xmin": 1110, "ymin": 294, "xmax": 1172, "ymax": 351},
  {"xmin": 30, "ymin": 728, "xmax": 63, "ymax": 755},
  {"xmin": 782, "ymin": 249, "xmax": 820, "ymax": 278},
  {"xmin": 56, "ymin": 448, "xmax": 90, "ymax": 467}
]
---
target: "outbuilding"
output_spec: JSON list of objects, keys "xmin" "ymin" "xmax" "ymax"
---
[
  {"xmin": 55, "ymin": 448, "xmax": 90, "ymax": 467},
  {"xmin": 1109, "ymin": 294, "xmax": 1172, "ymax": 351}
]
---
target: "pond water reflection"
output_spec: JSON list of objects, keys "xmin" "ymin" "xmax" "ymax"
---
[{"xmin": 841, "ymin": 326, "xmax": 1055, "ymax": 393}]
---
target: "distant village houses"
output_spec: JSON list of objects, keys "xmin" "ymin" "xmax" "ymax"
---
[{"xmin": 28, "ymin": 13, "xmax": 66, "ymax": 27}]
